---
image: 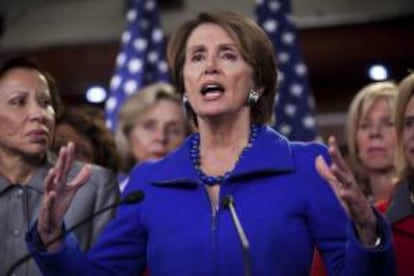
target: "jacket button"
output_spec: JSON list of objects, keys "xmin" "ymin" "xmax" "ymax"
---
[
  {"xmin": 12, "ymin": 229, "xmax": 21, "ymax": 237},
  {"xmin": 14, "ymin": 188, "xmax": 24, "ymax": 197}
]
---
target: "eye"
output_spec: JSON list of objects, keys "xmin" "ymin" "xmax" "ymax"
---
[
  {"xmin": 39, "ymin": 97, "xmax": 52, "ymax": 108},
  {"xmin": 9, "ymin": 96, "xmax": 26, "ymax": 106},
  {"xmin": 190, "ymin": 53, "xmax": 204, "ymax": 62},
  {"xmin": 141, "ymin": 120, "xmax": 157, "ymax": 132},
  {"xmin": 404, "ymin": 118, "xmax": 414, "ymax": 129},
  {"xmin": 166, "ymin": 124, "xmax": 184, "ymax": 137},
  {"xmin": 221, "ymin": 51, "xmax": 237, "ymax": 61},
  {"xmin": 383, "ymin": 119, "xmax": 394, "ymax": 127},
  {"xmin": 358, "ymin": 122, "xmax": 370, "ymax": 130}
]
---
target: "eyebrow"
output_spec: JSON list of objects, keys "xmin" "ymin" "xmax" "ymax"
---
[
  {"xmin": 187, "ymin": 43, "xmax": 237, "ymax": 53},
  {"xmin": 3, "ymin": 89, "xmax": 30, "ymax": 96},
  {"xmin": 186, "ymin": 45, "xmax": 204, "ymax": 55},
  {"xmin": 219, "ymin": 43, "xmax": 237, "ymax": 50}
]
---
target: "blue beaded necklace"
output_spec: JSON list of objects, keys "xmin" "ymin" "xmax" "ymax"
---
[{"xmin": 190, "ymin": 124, "xmax": 259, "ymax": 186}]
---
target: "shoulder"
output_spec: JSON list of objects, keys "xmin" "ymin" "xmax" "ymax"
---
[
  {"xmin": 69, "ymin": 161, "xmax": 117, "ymax": 189},
  {"xmin": 131, "ymin": 134, "xmax": 193, "ymax": 177},
  {"xmin": 287, "ymin": 142, "xmax": 330, "ymax": 182},
  {"xmin": 45, "ymin": 152, "xmax": 118, "ymax": 197},
  {"xmin": 387, "ymin": 178, "xmax": 412, "ymax": 223},
  {"xmin": 123, "ymin": 160, "xmax": 168, "ymax": 197},
  {"xmin": 46, "ymin": 150, "xmax": 114, "ymax": 177},
  {"xmin": 128, "ymin": 160, "xmax": 160, "ymax": 182},
  {"xmin": 289, "ymin": 140, "xmax": 329, "ymax": 160},
  {"xmin": 124, "ymin": 137, "xmax": 195, "ymax": 193},
  {"xmin": 262, "ymin": 126, "xmax": 329, "ymax": 163}
]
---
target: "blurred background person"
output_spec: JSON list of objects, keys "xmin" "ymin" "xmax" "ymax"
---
[
  {"xmin": 312, "ymin": 81, "xmax": 398, "ymax": 276},
  {"xmin": 53, "ymin": 106, "xmax": 119, "ymax": 173},
  {"xmin": 387, "ymin": 72, "xmax": 414, "ymax": 276},
  {"xmin": 0, "ymin": 56, "xmax": 119, "ymax": 276},
  {"xmin": 114, "ymin": 82, "xmax": 190, "ymax": 190},
  {"xmin": 346, "ymin": 81, "xmax": 398, "ymax": 210}
]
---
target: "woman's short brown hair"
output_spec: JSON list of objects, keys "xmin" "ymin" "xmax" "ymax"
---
[{"xmin": 167, "ymin": 11, "xmax": 277, "ymax": 125}]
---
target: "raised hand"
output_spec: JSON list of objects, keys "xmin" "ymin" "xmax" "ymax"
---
[
  {"xmin": 38, "ymin": 142, "xmax": 92, "ymax": 250},
  {"xmin": 315, "ymin": 136, "xmax": 378, "ymax": 246}
]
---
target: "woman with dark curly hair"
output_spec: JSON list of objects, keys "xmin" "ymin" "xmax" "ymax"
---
[{"xmin": 53, "ymin": 106, "xmax": 119, "ymax": 172}]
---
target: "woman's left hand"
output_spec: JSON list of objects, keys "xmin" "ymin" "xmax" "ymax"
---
[{"xmin": 315, "ymin": 136, "xmax": 378, "ymax": 246}]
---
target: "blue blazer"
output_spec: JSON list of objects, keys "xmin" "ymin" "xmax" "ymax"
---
[{"xmin": 27, "ymin": 126, "xmax": 395, "ymax": 275}]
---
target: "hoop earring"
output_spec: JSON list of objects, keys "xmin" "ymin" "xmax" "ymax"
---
[{"xmin": 247, "ymin": 89, "xmax": 259, "ymax": 106}]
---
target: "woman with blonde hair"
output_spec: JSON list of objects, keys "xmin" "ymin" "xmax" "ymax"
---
[
  {"xmin": 114, "ymin": 82, "xmax": 190, "ymax": 188},
  {"xmin": 346, "ymin": 81, "xmax": 398, "ymax": 210},
  {"xmin": 311, "ymin": 81, "xmax": 398, "ymax": 276}
]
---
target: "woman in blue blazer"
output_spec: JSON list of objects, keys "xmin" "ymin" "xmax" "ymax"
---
[{"xmin": 27, "ymin": 11, "xmax": 395, "ymax": 275}]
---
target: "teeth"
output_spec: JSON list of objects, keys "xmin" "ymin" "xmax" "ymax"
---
[{"xmin": 201, "ymin": 84, "xmax": 224, "ymax": 95}]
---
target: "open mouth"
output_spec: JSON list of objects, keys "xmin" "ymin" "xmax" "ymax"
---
[{"xmin": 200, "ymin": 83, "xmax": 225, "ymax": 95}]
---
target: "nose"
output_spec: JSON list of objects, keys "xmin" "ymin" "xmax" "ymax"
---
[
  {"xmin": 204, "ymin": 55, "xmax": 219, "ymax": 74},
  {"xmin": 153, "ymin": 126, "xmax": 168, "ymax": 144},
  {"xmin": 368, "ymin": 123, "xmax": 382, "ymax": 138},
  {"xmin": 28, "ymin": 103, "xmax": 48, "ymax": 123}
]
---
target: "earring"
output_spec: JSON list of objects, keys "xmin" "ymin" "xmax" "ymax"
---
[
  {"xmin": 182, "ymin": 93, "xmax": 190, "ymax": 113},
  {"xmin": 182, "ymin": 93, "xmax": 189, "ymax": 104},
  {"xmin": 247, "ymin": 89, "xmax": 259, "ymax": 106}
]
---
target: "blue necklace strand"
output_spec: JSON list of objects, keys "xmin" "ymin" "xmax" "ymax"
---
[{"xmin": 190, "ymin": 124, "xmax": 259, "ymax": 186}]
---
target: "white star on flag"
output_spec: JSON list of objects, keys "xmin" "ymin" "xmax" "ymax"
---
[
  {"xmin": 105, "ymin": 0, "xmax": 169, "ymax": 132},
  {"xmin": 255, "ymin": 0, "xmax": 319, "ymax": 141}
]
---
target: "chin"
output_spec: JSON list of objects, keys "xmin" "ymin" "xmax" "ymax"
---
[
  {"xmin": 197, "ymin": 105, "xmax": 229, "ymax": 115},
  {"xmin": 366, "ymin": 163, "xmax": 394, "ymax": 172},
  {"xmin": 24, "ymin": 145, "xmax": 49, "ymax": 156},
  {"xmin": 148, "ymin": 154, "xmax": 165, "ymax": 160}
]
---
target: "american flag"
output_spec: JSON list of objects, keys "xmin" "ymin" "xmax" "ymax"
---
[
  {"xmin": 255, "ymin": 0, "xmax": 319, "ymax": 141},
  {"xmin": 105, "ymin": 0, "xmax": 169, "ymax": 132}
]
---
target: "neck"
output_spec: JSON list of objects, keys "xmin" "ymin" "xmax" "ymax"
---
[
  {"xmin": 193, "ymin": 118, "xmax": 256, "ymax": 179},
  {"xmin": 197, "ymin": 116, "xmax": 251, "ymax": 150},
  {"xmin": 367, "ymin": 169, "xmax": 396, "ymax": 202},
  {"xmin": 0, "ymin": 151, "xmax": 43, "ymax": 185}
]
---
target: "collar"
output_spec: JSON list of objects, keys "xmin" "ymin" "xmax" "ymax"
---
[
  {"xmin": 0, "ymin": 152, "xmax": 55, "ymax": 196},
  {"xmin": 150, "ymin": 125, "xmax": 295, "ymax": 188},
  {"xmin": 387, "ymin": 179, "xmax": 414, "ymax": 224}
]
